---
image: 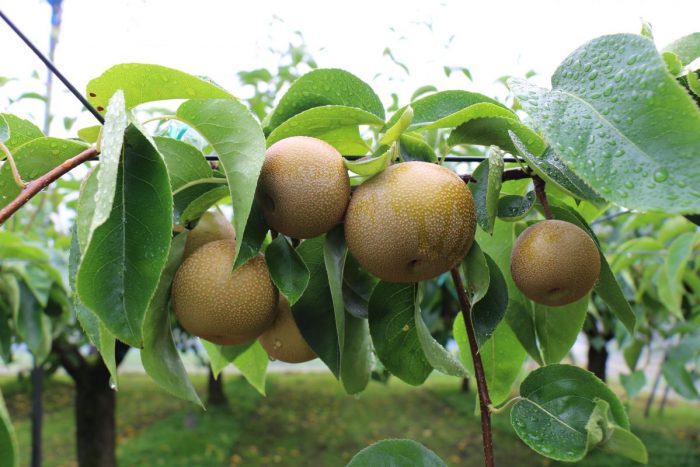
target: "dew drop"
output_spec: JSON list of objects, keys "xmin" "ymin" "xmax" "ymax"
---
[{"xmin": 653, "ymin": 168, "xmax": 668, "ymax": 182}]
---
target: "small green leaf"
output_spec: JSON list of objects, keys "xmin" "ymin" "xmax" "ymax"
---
[
  {"xmin": 512, "ymin": 364, "xmax": 632, "ymax": 462},
  {"xmin": 600, "ymin": 425, "xmax": 648, "ymax": 464},
  {"xmin": 341, "ymin": 313, "xmax": 371, "ymax": 395},
  {"xmin": 449, "ymin": 117, "xmax": 545, "ymax": 155},
  {"xmin": 0, "ymin": 274, "xmax": 18, "ymax": 362},
  {"xmin": 415, "ymin": 285, "xmax": 468, "ymax": 377},
  {"xmin": 141, "ymin": 233, "xmax": 202, "ymax": 407},
  {"xmin": 398, "ymin": 133, "xmax": 437, "ymax": 162},
  {"xmin": 0, "ymin": 389, "xmax": 19, "ymax": 467},
  {"xmin": 86, "ymin": 63, "xmax": 233, "ymax": 112},
  {"xmin": 292, "ymin": 236, "xmax": 339, "ymax": 376},
  {"xmin": 176, "ymin": 99, "xmax": 266, "ymax": 265},
  {"xmin": 179, "ymin": 185, "xmax": 230, "ymax": 225},
  {"xmin": 230, "ymin": 340, "xmax": 269, "ymax": 396},
  {"xmin": 461, "ymin": 241, "xmax": 490, "ymax": 305},
  {"xmin": 0, "ymin": 113, "xmax": 43, "ymax": 151},
  {"xmin": 472, "ymin": 254, "xmax": 509, "ymax": 347},
  {"xmin": 511, "ymin": 34, "xmax": 700, "ymax": 214},
  {"xmin": 534, "ymin": 295, "xmax": 589, "ymax": 364},
  {"xmin": 660, "ymin": 232, "xmax": 696, "ymax": 317},
  {"xmin": 202, "ymin": 340, "xmax": 252, "ymax": 377},
  {"xmin": 324, "ymin": 226, "xmax": 348, "ymax": 354},
  {"xmin": 662, "ymin": 51, "xmax": 683, "ymax": 76},
  {"xmin": 662, "ymin": 32, "xmax": 700, "ymax": 66},
  {"xmin": 620, "ymin": 371, "xmax": 646, "ymax": 399},
  {"xmin": 77, "ymin": 125, "xmax": 101, "ymax": 144},
  {"xmin": 368, "ymin": 282, "xmax": 432, "ymax": 385},
  {"xmin": 662, "ymin": 360, "xmax": 700, "ymax": 399},
  {"xmin": 266, "ymin": 69, "xmax": 385, "ymax": 134},
  {"xmin": 0, "ymin": 138, "xmax": 89, "ymax": 210},
  {"xmin": 497, "ymin": 192, "xmax": 536, "ymax": 221},
  {"xmin": 234, "ymin": 201, "xmax": 269, "ymax": 268},
  {"xmin": 265, "ymin": 235, "xmax": 310, "ymax": 305},
  {"xmin": 347, "ymin": 439, "xmax": 447, "ymax": 467},
  {"xmin": 16, "ymin": 280, "xmax": 51, "ymax": 363},
  {"xmin": 468, "ymin": 149, "xmax": 504, "ymax": 234},
  {"xmin": 344, "ymin": 144, "xmax": 394, "ymax": 177},
  {"xmin": 410, "ymin": 85, "xmax": 438, "ymax": 101},
  {"xmin": 342, "ymin": 253, "xmax": 377, "ymax": 319},
  {"xmin": 266, "ymin": 105, "xmax": 383, "ymax": 154},
  {"xmin": 77, "ymin": 125, "xmax": 173, "ymax": 347},
  {"xmin": 379, "ymin": 106, "xmax": 413, "ymax": 145},
  {"xmin": 155, "ymin": 137, "xmax": 211, "ymax": 191}
]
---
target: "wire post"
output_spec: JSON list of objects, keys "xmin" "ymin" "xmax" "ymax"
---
[{"xmin": 0, "ymin": 8, "xmax": 104, "ymax": 125}]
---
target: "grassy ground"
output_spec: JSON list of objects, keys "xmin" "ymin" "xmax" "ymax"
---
[{"xmin": 1, "ymin": 371, "xmax": 699, "ymax": 466}]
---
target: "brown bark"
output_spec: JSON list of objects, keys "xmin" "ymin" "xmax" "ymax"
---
[{"xmin": 207, "ymin": 368, "xmax": 228, "ymax": 406}]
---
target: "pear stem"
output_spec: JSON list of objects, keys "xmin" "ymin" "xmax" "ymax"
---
[
  {"xmin": 450, "ymin": 267, "xmax": 495, "ymax": 467},
  {"xmin": 533, "ymin": 175, "xmax": 553, "ymax": 220}
]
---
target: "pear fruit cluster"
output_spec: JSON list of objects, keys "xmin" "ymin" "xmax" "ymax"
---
[
  {"xmin": 510, "ymin": 219, "xmax": 600, "ymax": 306},
  {"xmin": 170, "ymin": 210, "xmax": 315, "ymax": 363}
]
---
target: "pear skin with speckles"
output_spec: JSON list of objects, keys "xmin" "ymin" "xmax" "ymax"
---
[
  {"xmin": 172, "ymin": 240, "xmax": 279, "ymax": 345},
  {"xmin": 344, "ymin": 161, "xmax": 477, "ymax": 283},
  {"xmin": 510, "ymin": 219, "xmax": 600, "ymax": 306},
  {"xmin": 183, "ymin": 210, "xmax": 236, "ymax": 260},
  {"xmin": 260, "ymin": 296, "xmax": 316, "ymax": 363},
  {"xmin": 256, "ymin": 136, "xmax": 350, "ymax": 239}
]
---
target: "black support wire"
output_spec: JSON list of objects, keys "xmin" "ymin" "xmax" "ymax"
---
[{"xmin": 0, "ymin": 8, "xmax": 105, "ymax": 124}]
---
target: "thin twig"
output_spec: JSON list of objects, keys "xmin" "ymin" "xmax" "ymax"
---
[
  {"xmin": 0, "ymin": 146, "xmax": 98, "ymax": 225},
  {"xmin": 0, "ymin": 141, "xmax": 27, "ymax": 188},
  {"xmin": 532, "ymin": 175, "xmax": 553, "ymax": 220},
  {"xmin": 461, "ymin": 168, "xmax": 532, "ymax": 185},
  {"xmin": 450, "ymin": 268, "xmax": 495, "ymax": 467}
]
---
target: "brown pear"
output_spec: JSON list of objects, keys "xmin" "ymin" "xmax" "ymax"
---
[
  {"xmin": 344, "ymin": 161, "xmax": 476, "ymax": 283},
  {"xmin": 260, "ymin": 296, "xmax": 316, "ymax": 363},
  {"xmin": 183, "ymin": 210, "xmax": 236, "ymax": 260},
  {"xmin": 171, "ymin": 240, "xmax": 278, "ymax": 345},
  {"xmin": 510, "ymin": 219, "xmax": 600, "ymax": 306}
]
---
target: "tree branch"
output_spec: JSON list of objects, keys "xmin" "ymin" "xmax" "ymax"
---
[
  {"xmin": 533, "ymin": 175, "xmax": 553, "ymax": 220},
  {"xmin": 450, "ymin": 267, "xmax": 495, "ymax": 467},
  {"xmin": 51, "ymin": 339, "xmax": 87, "ymax": 383},
  {"xmin": 0, "ymin": 146, "xmax": 98, "ymax": 225},
  {"xmin": 460, "ymin": 168, "xmax": 532, "ymax": 185}
]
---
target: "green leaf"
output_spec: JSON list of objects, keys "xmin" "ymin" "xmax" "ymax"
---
[
  {"xmin": 234, "ymin": 201, "xmax": 269, "ymax": 268},
  {"xmin": 141, "ymin": 233, "xmax": 202, "ymax": 407},
  {"xmin": 0, "ymin": 115, "xmax": 7, "ymax": 144},
  {"xmin": 82, "ymin": 90, "xmax": 128, "ymax": 248},
  {"xmin": 265, "ymin": 69, "xmax": 385, "ymax": 133},
  {"xmin": 202, "ymin": 340, "xmax": 268, "ymax": 395},
  {"xmin": 468, "ymin": 149, "xmax": 504, "ymax": 234},
  {"xmin": 385, "ymin": 90, "xmax": 509, "ymax": 130},
  {"xmin": 154, "ymin": 137, "xmax": 211, "ymax": 191},
  {"xmin": 342, "ymin": 253, "xmax": 377, "ymax": 319},
  {"xmin": 454, "ymin": 314, "xmax": 526, "ymax": 405},
  {"xmin": 0, "ymin": 113, "xmax": 43, "ymax": 151},
  {"xmin": 176, "ymin": 99, "xmax": 266, "ymax": 264},
  {"xmin": 600, "ymin": 425, "xmax": 648, "ymax": 464},
  {"xmin": 660, "ymin": 232, "xmax": 695, "ymax": 317},
  {"xmin": 346, "ymin": 439, "xmax": 447, "ymax": 467},
  {"xmin": 344, "ymin": 144, "xmax": 395, "ymax": 177},
  {"xmin": 620, "ymin": 370, "xmax": 646, "ymax": 399},
  {"xmin": 0, "ymin": 389, "xmax": 19, "ymax": 467},
  {"xmin": 0, "ymin": 138, "xmax": 89, "ymax": 210},
  {"xmin": 511, "ymin": 34, "xmax": 700, "ymax": 214},
  {"xmin": 511, "ymin": 364, "xmax": 632, "ymax": 462},
  {"xmin": 662, "ymin": 32, "xmax": 700, "ymax": 66},
  {"xmin": 0, "ymin": 274, "xmax": 18, "ymax": 362},
  {"xmin": 265, "ymin": 235, "xmax": 310, "ymax": 305},
  {"xmin": 411, "ymin": 85, "xmax": 438, "ymax": 101},
  {"xmin": 548, "ymin": 203, "xmax": 636, "ymax": 333},
  {"xmin": 16, "ymin": 280, "xmax": 51, "ymax": 363},
  {"xmin": 415, "ymin": 285, "xmax": 467, "ymax": 377},
  {"xmin": 461, "ymin": 241, "xmax": 490, "ymax": 305},
  {"xmin": 379, "ymin": 106, "xmax": 413, "ymax": 145},
  {"xmin": 661, "ymin": 360, "xmax": 700, "ymax": 399},
  {"xmin": 179, "ymin": 185, "xmax": 230, "ymax": 226},
  {"xmin": 341, "ymin": 313, "xmax": 371, "ymax": 394},
  {"xmin": 266, "ymin": 105, "xmax": 383, "ymax": 154},
  {"xmin": 77, "ymin": 125, "xmax": 173, "ymax": 347},
  {"xmin": 324, "ymin": 226, "xmax": 348, "ymax": 353},
  {"xmin": 623, "ymin": 339, "xmax": 645, "ymax": 371},
  {"xmin": 398, "ymin": 134, "xmax": 437, "ymax": 162},
  {"xmin": 510, "ymin": 133, "xmax": 602, "ymax": 202},
  {"xmin": 77, "ymin": 125, "xmax": 101, "ymax": 144},
  {"xmin": 472, "ymin": 254, "xmax": 509, "ymax": 347},
  {"xmin": 69, "ymin": 228, "xmax": 118, "ymax": 386},
  {"xmin": 449, "ymin": 117, "xmax": 544, "ymax": 155},
  {"xmin": 534, "ymin": 295, "xmax": 589, "ymax": 364},
  {"xmin": 368, "ymin": 282, "xmax": 432, "ymax": 385},
  {"xmin": 86, "ymin": 63, "xmax": 233, "ymax": 112},
  {"xmin": 292, "ymin": 236, "xmax": 339, "ymax": 376},
  {"xmin": 497, "ymin": 192, "xmax": 536, "ymax": 221},
  {"xmin": 662, "ymin": 52, "xmax": 683, "ymax": 76}
]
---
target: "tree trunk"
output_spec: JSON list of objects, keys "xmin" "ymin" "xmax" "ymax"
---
[
  {"xmin": 207, "ymin": 368, "xmax": 227, "ymax": 406},
  {"xmin": 74, "ymin": 361, "xmax": 116, "ymax": 467},
  {"xmin": 587, "ymin": 339, "xmax": 609, "ymax": 382},
  {"xmin": 460, "ymin": 377, "xmax": 470, "ymax": 393},
  {"xmin": 30, "ymin": 362, "xmax": 43, "ymax": 467}
]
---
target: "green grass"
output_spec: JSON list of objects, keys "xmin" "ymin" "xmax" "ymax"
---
[{"xmin": 2, "ymin": 371, "xmax": 699, "ymax": 466}]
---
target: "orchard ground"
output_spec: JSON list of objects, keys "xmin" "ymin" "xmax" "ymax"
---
[{"xmin": 1, "ymin": 363, "xmax": 698, "ymax": 467}]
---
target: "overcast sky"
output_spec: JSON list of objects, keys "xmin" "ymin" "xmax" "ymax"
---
[{"xmin": 1, "ymin": 0, "xmax": 698, "ymax": 136}]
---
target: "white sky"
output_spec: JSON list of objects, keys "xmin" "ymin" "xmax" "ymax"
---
[{"xmin": 1, "ymin": 0, "xmax": 699, "ymax": 136}]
